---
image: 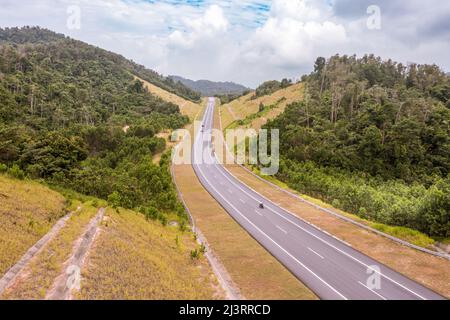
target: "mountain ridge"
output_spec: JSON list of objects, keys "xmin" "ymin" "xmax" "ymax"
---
[{"xmin": 169, "ymin": 75, "xmax": 250, "ymax": 96}]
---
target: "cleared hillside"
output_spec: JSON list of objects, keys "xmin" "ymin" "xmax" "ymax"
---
[
  {"xmin": 221, "ymin": 82, "xmax": 305, "ymax": 130},
  {"xmin": 0, "ymin": 175, "xmax": 66, "ymax": 276},
  {"xmin": 77, "ymin": 208, "xmax": 220, "ymax": 299},
  {"xmin": 0, "ymin": 175, "xmax": 221, "ymax": 300},
  {"xmin": 136, "ymin": 76, "xmax": 200, "ymax": 121}
]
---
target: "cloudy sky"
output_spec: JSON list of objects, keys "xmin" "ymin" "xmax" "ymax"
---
[{"xmin": 1, "ymin": 0, "xmax": 449, "ymax": 87}]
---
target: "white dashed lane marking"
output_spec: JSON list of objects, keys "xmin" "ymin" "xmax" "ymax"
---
[
  {"xmin": 276, "ymin": 225, "xmax": 288, "ymax": 234},
  {"xmin": 308, "ymin": 247, "xmax": 325, "ymax": 259}
]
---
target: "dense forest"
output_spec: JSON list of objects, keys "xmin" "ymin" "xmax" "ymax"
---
[
  {"xmin": 264, "ymin": 55, "xmax": 450, "ymax": 237},
  {"xmin": 0, "ymin": 27, "xmax": 193, "ymax": 224}
]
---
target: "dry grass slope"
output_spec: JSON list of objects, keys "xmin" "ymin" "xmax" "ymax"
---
[
  {"xmin": 1, "ymin": 202, "xmax": 99, "ymax": 299},
  {"xmin": 0, "ymin": 175, "xmax": 66, "ymax": 277},
  {"xmin": 135, "ymin": 75, "xmax": 201, "ymax": 121},
  {"xmin": 77, "ymin": 208, "xmax": 221, "ymax": 300},
  {"xmin": 221, "ymin": 83, "xmax": 305, "ymax": 130}
]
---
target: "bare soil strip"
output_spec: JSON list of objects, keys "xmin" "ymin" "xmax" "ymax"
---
[
  {"xmin": 0, "ymin": 212, "xmax": 73, "ymax": 296},
  {"xmin": 46, "ymin": 208, "xmax": 105, "ymax": 300}
]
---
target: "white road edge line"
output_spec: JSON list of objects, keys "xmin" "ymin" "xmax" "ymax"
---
[
  {"xmin": 308, "ymin": 247, "xmax": 325, "ymax": 260},
  {"xmin": 195, "ymin": 104, "xmax": 350, "ymax": 299},
  {"xmin": 206, "ymin": 101, "xmax": 428, "ymax": 300}
]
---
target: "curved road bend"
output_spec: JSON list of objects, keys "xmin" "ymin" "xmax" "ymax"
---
[{"xmin": 191, "ymin": 97, "xmax": 444, "ymax": 300}]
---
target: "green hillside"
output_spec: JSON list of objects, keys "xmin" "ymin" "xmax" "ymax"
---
[
  {"xmin": 263, "ymin": 55, "xmax": 450, "ymax": 237},
  {"xmin": 0, "ymin": 27, "xmax": 200, "ymax": 102}
]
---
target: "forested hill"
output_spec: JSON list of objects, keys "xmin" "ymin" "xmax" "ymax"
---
[
  {"xmin": 0, "ymin": 26, "xmax": 192, "ymax": 225},
  {"xmin": 264, "ymin": 55, "xmax": 450, "ymax": 237},
  {"xmin": 0, "ymin": 27, "xmax": 201, "ymax": 102},
  {"xmin": 267, "ymin": 55, "xmax": 450, "ymax": 182}
]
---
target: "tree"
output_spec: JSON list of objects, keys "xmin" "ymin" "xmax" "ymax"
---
[
  {"xmin": 0, "ymin": 26, "xmax": 190, "ymax": 227},
  {"xmin": 20, "ymin": 132, "xmax": 88, "ymax": 179},
  {"xmin": 417, "ymin": 179, "xmax": 450, "ymax": 237},
  {"xmin": 314, "ymin": 57, "xmax": 326, "ymax": 73},
  {"xmin": 128, "ymin": 79, "xmax": 146, "ymax": 94},
  {"xmin": 107, "ymin": 191, "xmax": 121, "ymax": 209},
  {"xmin": 280, "ymin": 78, "xmax": 292, "ymax": 88},
  {"xmin": 259, "ymin": 102, "xmax": 265, "ymax": 112}
]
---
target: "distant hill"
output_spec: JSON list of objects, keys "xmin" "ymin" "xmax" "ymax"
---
[{"xmin": 170, "ymin": 75, "xmax": 249, "ymax": 96}]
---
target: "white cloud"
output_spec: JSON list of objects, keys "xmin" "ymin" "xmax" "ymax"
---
[
  {"xmin": 186, "ymin": 4, "xmax": 229, "ymax": 33},
  {"xmin": 271, "ymin": 0, "xmax": 327, "ymax": 21},
  {"xmin": 0, "ymin": 0, "xmax": 449, "ymax": 87},
  {"xmin": 168, "ymin": 5, "xmax": 229, "ymax": 49},
  {"xmin": 162, "ymin": 0, "xmax": 348, "ymax": 85},
  {"xmin": 243, "ymin": 0, "xmax": 347, "ymax": 68}
]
